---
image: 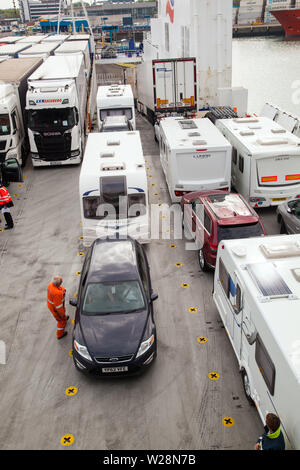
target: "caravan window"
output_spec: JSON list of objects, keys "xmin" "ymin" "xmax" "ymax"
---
[
  {"xmin": 100, "ymin": 176, "xmax": 127, "ymax": 219},
  {"xmin": 128, "ymin": 193, "xmax": 146, "ymax": 218},
  {"xmin": 99, "ymin": 108, "xmax": 133, "ymax": 122},
  {"xmin": 219, "ymin": 258, "xmax": 230, "ymax": 298},
  {"xmin": 255, "ymin": 335, "xmax": 276, "ymax": 396},
  {"xmin": 83, "ymin": 196, "xmax": 101, "ymax": 219},
  {"xmin": 239, "ymin": 155, "xmax": 244, "ymax": 173},
  {"xmin": 232, "ymin": 148, "xmax": 237, "ymax": 165}
]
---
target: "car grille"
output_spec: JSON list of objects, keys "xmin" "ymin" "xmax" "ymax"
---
[
  {"xmin": 0, "ymin": 152, "xmax": 6, "ymax": 162},
  {"xmin": 34, "ymin": 132, "xmax": 72, "ymax": 161},
  {"xmin": 94, "ymin": 354, "xmax": 134, "ymax": 364}
]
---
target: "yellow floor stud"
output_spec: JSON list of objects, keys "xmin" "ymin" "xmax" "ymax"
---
[
  {"xmin": 181, "ymin": 283, "xmax": 190, "ymax": 288},
  {"xmin": 222, "ymin": 417, "xmax": 235, "ymax": 427},
  {"xmin": 68, "ymin": 350, "xmax": 73, "ymax": 357},
  {"xmin": 17, "ymin": 184, "xmax": 23, "ymax": 188},
  {"xmin": 78, "ymin": 236, "xmax": 83, "ymax": 241},
  {"xmin": 208, "ymin": 372, "xmax": 220, "ymax": 381},
  {"xmin": 188, "ymin": 307, "xmax": 197, "ymax": 313},
  {"xmin": 65, "ymin": 386, "xmax": 78, "ymax": 397},
  {"xmin": 60, "ymin": 434, "xmax": 74, "ymax": 446},
  {"xmin": 175, "ymin": 262, "xmax": 182, "ymax": 268},
  {"xmin": 77, "ymin": 252, "xmax": 85, "ymax": 257},
  {"xmin": 197, "ymin": 336, "xmax": 207, "ymax": 343},
  {"xmin": 13, "ymin": 194, "xmax": 19, "ymax": 197},
  {"xmin": 169, "ymin": 244, "xmax": 176, "ymax": 248},
  {"xmin": 0, "ymin": 228, "xmax": 3, "ymax": 233},
  {"xmin": 75, "ymin": 271, "xmax": 81, "ymax": 276}
]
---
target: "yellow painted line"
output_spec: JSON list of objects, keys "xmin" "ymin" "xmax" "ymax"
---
[
  {"xmin": 60, "ymin": 434, "xmax": 74, "ymax": 446},
  {"xmin": 197, "ymin": 336, "xmax": 207, "ymax": 343},
  {"xmin": 208, "ymin": 372, "xmax": 220, "ymax": 381},
  {"xmin": 65, "ymin": 386, "xmax": 78, "ymax": 397},
  {"xmin": 181, "ymin": 283, "xmax": 190, "ymax": 288},
  {"xmin": 188, "ymin": 307, "xmax": 197, "ymax": 313},
  {"xmin": 77, "ymin": 252, "xmax": 85, "ymax": 257},
  {"xmin": 222, "ymin": 417, "xmax": 235, "ymax": 427}
]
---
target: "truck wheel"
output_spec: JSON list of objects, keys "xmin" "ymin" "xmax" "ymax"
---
[
  {"xmin": 242, "ymin": 369, "xmax": 254, "ymax": 406},
  {"xmin": 198, "ymin": 249, "xmax": 209, "ymax": 272}
]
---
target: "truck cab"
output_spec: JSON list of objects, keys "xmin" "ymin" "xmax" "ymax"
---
[{"xmin": 0, "ymin": 84, "xmax": 24, "ymax": 166}]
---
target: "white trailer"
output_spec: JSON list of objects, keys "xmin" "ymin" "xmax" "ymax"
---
[
  {"xmin": 216, "ymin": 116, "xmax": 300, "ymax": 208},
  {"xmin": 41, "ymin": 34, "xmax": 69, "ymax": 45},
  {"xmin": 97, "ymin": 84, "xmax": 136, "ymax": 131},
  {"xmin": 18, "ymin": 42, "xmax": 61, "ymax": 60},
  {"xmin": 54, "ymin": 40, "xmax": 91, "ymax": 76},
  {"xmin": 0, "ymin": 57, "xmax": 43, "ymax": 166},
  {"xmin": 79, "ymin": 131, "xmax": 149, "ymax": 246},
  {"xmin": 26, "ymin": 55, "xmax": 88, "ymax": 166},
  {"xmin": 18, "ymin": 35, "xmax": 48, "ymax": 44},
  {"xmin": 0, "ymin": 43, "xmax": 32, "ymax": 58},
  {"xmin": 159, "ymin": 117, "xmax": 232, "ymax": 202},
  {"xmin": 213, "ymin": 234, "xmax": 300, "ymax": 449}
]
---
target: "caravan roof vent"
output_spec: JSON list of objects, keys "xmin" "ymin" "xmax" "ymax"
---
[
  {"xmin": 188, "ymin": 132, "xmax": 201, "ymax": 137},
  {"xmin": 257, "ymin": 138, "xmax": 289, "ymax": 146},
  {"xmin": 260, "ymin": 241, "xmax": 300, "ymax": 258},
  {"xmin": 271, "ymin": 128, "xmax": 286, "ymax": 134},
  {"xmin": 101, "ymin": 163, "xmax": 125, "ymax": 171},
  {"xmin": 234, "ymin": 118, "xmax": 259, "ymax": 123},
  {"xmin": 107, "ymin": 139, "xmax": 120, "ymax": 146},
  {"xmin": 192, "ymin": 140, "xmax": 207, "ymax": 146},
  {"xmin": 240, "ymin": 130, "xmax": 255, "ymax": 136},
  {"xmin": 100, "ymin": 152, "xmax": 115, "ymax": 158},
  {"xmin": 179, "ymin": 120, "xmax": 197, "ymax": 130}
]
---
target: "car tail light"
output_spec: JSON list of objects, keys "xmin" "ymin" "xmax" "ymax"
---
[
  {"xmin": 209, "ymin": 242, "xmax": 218, "ymax": 252},
  {"xmin": 175, "ymin": 190, "xmax": 191, "ymax": 197},
  {"xmin": 296, "ymin": 194, "xmax": 300, "ymax": 199},
  {"xmin": 286, "ymin": 174, "xmax": 300, "ymax": 181},
  {"xmin": 261, "ymin": 176, "xmax": 277, "ymax": 183}
]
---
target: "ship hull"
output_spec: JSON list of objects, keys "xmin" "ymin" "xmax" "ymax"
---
[{"xmin": 271, "ymin": 9, "xmax": 300, "ymax": 37}]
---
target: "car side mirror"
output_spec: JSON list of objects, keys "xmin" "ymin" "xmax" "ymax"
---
[
  {"xmin": 150, "ymin": 293, "xmax": 158, "ymax": 302},
  {"xmin": 69, "ymin": 298, "xmax": 78, "ymax": 307}
]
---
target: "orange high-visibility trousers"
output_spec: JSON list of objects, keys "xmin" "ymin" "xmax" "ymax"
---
[
  {"xmin": 47, "ymin": 282, "xmax": 67, "ymax": 338},
  {"xmin": 56, "ymin": 316, "xmax": 68, "ymax": 339}
]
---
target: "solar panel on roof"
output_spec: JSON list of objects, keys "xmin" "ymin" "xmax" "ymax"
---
[{"xmin": 246, "ymin": 263, "xmax": 293, "ymax": 298}]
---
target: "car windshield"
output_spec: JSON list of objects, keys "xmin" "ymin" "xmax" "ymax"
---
[
  {"xmin": 27, "ymin": 107, "xmax": 76, "ymax": 131},
  {"xmin": 218, "ymin": 222, "xmax": 264, "ymax": 241},
  {"xmin": 82, "ymin": 280, "xmax": 145, "ymax": 315},
  {"xmin": 0, "ymin": 114, "xmax": 10, "ymax": 135}
]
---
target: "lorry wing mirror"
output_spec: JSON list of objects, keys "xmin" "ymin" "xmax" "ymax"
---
[{"xmin": 1, "ymin": 158, "xmax": 23, "ymax": 183}]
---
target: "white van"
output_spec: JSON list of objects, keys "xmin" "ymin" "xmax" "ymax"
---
[
  {"xmin": 213, "ymin": 234, "xmax": 300, "ymax": 449},
  {"xmin": 216, "ymin": 116, "xmax": 300, "ymax": 208},
  {"xmin": 79, "ymin": 131, "xmax": 149, "ymax": 246},
  {"xmin": 159, "ymin": 117, "xmax": 232, "ymax": 203},
  {"xmin": 96, "ymin": 84, "xmax": 136, "ymax": 131}
]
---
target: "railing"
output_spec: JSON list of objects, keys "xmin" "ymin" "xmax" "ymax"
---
[{"xmin": 268, "ymin": 1, "xmax": 300, "ymax": 11}]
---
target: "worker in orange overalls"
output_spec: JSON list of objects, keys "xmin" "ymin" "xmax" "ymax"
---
[
  {"xmin": 47, "ymin": 276, "xmax": 69, "ymax": 339},
  {"xmin": 0, "ymin": 182, "xmax": 14, "ymax": 230}
]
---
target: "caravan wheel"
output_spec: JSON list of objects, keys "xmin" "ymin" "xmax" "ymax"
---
[{"xmin": 242, "ymin": 370, "xmax": 254, "ymax": 406}]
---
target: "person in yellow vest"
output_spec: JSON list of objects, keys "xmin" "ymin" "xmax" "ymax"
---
[{"xmin": 254, "ymin": 413, "xmax": 285, "ymax": 451}]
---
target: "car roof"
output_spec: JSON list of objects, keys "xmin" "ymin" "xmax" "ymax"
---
[
  {"xmin": 188, "ymin": 190, "xmax": 260, "ymax": 226},
  {"xmin": 87, "ymin": 238, "xmax": 140, "ymax": 283}
]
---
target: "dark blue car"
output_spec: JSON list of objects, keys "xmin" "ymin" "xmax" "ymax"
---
[{"xmin": 69, "ymin": 237, "xmax": 158, "ymax": 377}]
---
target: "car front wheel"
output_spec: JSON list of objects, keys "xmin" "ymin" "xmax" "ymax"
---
[{"xmin": 198, "ymin": 248, "xmax": 209, "ymax": 271}]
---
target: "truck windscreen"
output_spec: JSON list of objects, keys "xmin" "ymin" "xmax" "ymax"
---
[
  {"xmin": 100, "ymin": 108, "xmax": 133, "ymax": 121},
  {"xmin": 0, "ymin": 114, "xmax": 10, "ymax": 136},
  {"xmin": 28, "ymin": 108, "xmax": 76, "ymax": 131}
]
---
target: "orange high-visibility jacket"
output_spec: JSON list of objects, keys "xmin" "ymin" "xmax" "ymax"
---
[
  {"xmin": 0, "ymin": 186, "xmax": 12, "ymax": 209},
  {"xmin": 47, "ymin": 282, "xmax": 66, "ymax": 321}
]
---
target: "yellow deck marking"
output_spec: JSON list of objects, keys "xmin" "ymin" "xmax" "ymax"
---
[
  {"xmin": 78, "ymin": 236, "xmax": 83, "ymax": 241},
  {"xmin": 181, "ymin": 283, "xmax": 190, "ymax": 288},
  {"xmin": 17, "ymin": 184, "xmax": 23, "ymax": 188},
  {"xmin": 61, "ymin": 434, "xmax": 74, "ymax": 446},
  {"xmin": 188, "ymin": 307, "xmax": 197, "ymax": 313},
  {"xmin": 197, "ymin": 336, "xmax": 207, "ymax": 343},
  {"xmin": 65, "ymin": 386, "xmax": 78, "ymax": 397},
  {"xmin": 77, "ymin": 252, "xmax": 85, "ymax": 257},
  {"xmin": 175, "ymin": 262, "xmax": 182, "ymax": 268},
  {"xmin": 69, "ymin": 350, "xmax": 73, "ymax": 357},
  {"xmin": 13, "ymin": 194, "xmax": 19, "ymax": 197},
  {"xmin": 169, "ymin": 244, "xmax": 176, "ymax": 248},
  {"xmin": 75, "ymin": 271, "xmax": 81, "ymax": 276},
  {"xmin": 222, "ymin": 417, "xmax": 235, "ymax": 427},
  {"xmin": 208, "ymin": 372, "xmax": 220, "ymax": 380}
]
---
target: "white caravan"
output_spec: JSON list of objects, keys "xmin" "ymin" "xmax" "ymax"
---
[
  {"xmin": 213, "ymin": 234, "xmax": 300, "ymax": 449},
  {"xmin": 96, "ymin": 84, "xmax": 136, "ymax": 131},
  {"xmin": 79, "ymin": 131, "xmax": 149, "ymax": 246},
  {"xmin": 26, "ymin": 55, "xmax": 88, "ymax": 166},
  {"xmin": 159, "ymin": 117, "xmax": 232, "ymax": 203},
  {"xmin": 216, "ymin": 116, "xmax": 300, "ymax": 208}
]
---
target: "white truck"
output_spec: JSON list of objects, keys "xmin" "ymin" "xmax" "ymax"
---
[
  {"xmin": 96, "ymin": 84, "xmax": 136, "ymax": 131},
  {"xmin": 216, "ymin": 116, "xmax": 300, "ymax": 208},
  {"xmin": 159, "ymin": 117, "xmax": 232, "ymax": 202},
  {"xmin": 136, "ymin": 57, "xmax": 197, "ymax": 125},
  {"xmin": 0, "ymin": 57, "xmax": 43, "ymax": 166},
  {"xmin": 213, "ymin": 234, "xmax": 300, "ymax": 449},
  {"xmin": 26, "ymin": 54, "xmax": 88, "ymax": 166},
  {"xmin": 54, "ymin": 40, "xmax": 91, "ymax": 77},
  {"xmin": 19, "ymin": 42, "xmax": 61, "ymax": 60},
  {"xmin": 79, "ymin": 131, "xmax": 149, "ymax": 246}
]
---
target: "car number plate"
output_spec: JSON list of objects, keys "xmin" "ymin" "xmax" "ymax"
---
[
  {"xmin": 102, "ymin": 366, "xmax": 128, "ymax": 373},
  {"xmin": 272, "ymin": 197, "xmax": 286, "ymax": 202},
  {"xmin": 49, "ymin": 161, "xmax": 62, "ymax": 166}
]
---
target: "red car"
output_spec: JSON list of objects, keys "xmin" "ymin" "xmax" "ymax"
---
[{"xmin": 181, "ymin": 190, "xmax": 267, "ymax": 270}]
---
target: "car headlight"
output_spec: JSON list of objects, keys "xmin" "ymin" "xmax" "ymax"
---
[
  {"xmin": 73, "ymin": 339, "xmax": 92, "ymax": 362},
  {"xmin": 136, "ymin": 334, "xmax": 155, "ymax": 358}
]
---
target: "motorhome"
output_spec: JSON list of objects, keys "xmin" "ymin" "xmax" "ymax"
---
[
  {"xmin": 216, "ymin": 116, "xmax": 300, "ymax": 208},
  {"xmin": 26, "ymin": 55, "xmax": 88, "ymax": 166},
  {"xmin": 213, "ymin": 234, "xmax": 300, "ymax": 449},
  {"xmin": 18, "ymin": 42, "xmax": 60, "ymax": 60},
  {"xmin": 79, "ymin": 131, "xmax": 149, "ymax": 246},
  {"xmin": 159, "ymin": 117, "xmax": 232, "ymax": 203},
  {"xmin": 0, "ymin": 57, "xmax": 43, "ymax": 166},
  {"xmin": 96, "ymin": 84, "xmax": 136, "ymax": 131}
]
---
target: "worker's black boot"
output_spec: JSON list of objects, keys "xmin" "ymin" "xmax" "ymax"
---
[{"xmin": 4, "ymin": 212, "xmax": 14, "ymax": 230}]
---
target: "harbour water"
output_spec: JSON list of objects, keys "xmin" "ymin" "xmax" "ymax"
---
[{"xmin": 232, "ymin": 36, "xmax": 300, "ymax": 118}]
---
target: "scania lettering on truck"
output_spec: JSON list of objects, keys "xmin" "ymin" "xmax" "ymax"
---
[
  {"xmin": 216, "ymin": 116, "xmax": 300, "ymax": 208},
  {"xmin": 79, "ymin": 131, "xmax": 149, "ymax": 246},
  {"xmin": 0, "ymin": 57, "xmax": 43, "ymax": 166},
  {"xmin": 97, "ymin": 84, "xmax": 135, "ymax": 131},
  {"xmin": 213, "ymin": 234, "xmax": 300, "ymax": 449},
  {"xmin": 136, "ymin": 58, "xmax": 197, "ymax": 124},
  {"xmin": 26, "ymin": 55, "xmax": 87, "ymax": 166},
  {"xmin": 159, "ymin": 117, "xmax": 232, "ymax": 203}
]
